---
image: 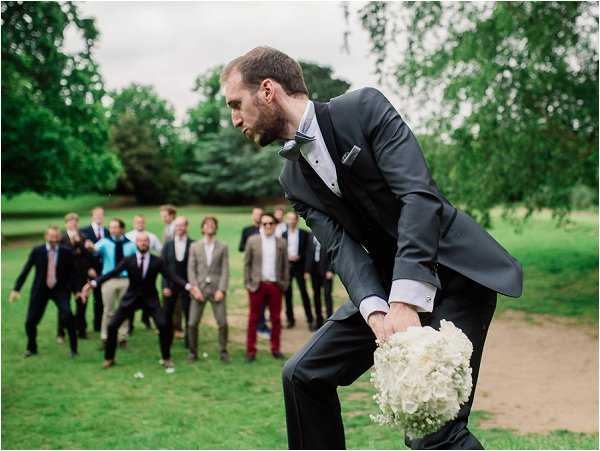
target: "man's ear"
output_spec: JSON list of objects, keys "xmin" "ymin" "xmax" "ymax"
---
[{"xmin": 262, "ymin": 79, "xmax": 275, "ymax": 103}]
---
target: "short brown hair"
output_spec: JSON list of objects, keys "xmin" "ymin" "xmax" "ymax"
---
[
  {"xmin": 110, "ymin": 218, "xmax": 125, "ymax": 230},
  {"xmin": 201, "ymin": 216, "xmax": 218, "ymax": 229},
  {"xmin": 64, "ymin": 212, "xmax": 79, "ymax": 222},
  {"xmin": 160, "ymin": 204, "xmax": 177, "ymax": 217},
  {"xmin": 221, "ymin": 47, "xmax": 308, "ymax": 96}
]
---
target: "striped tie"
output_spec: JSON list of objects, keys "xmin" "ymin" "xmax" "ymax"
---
[{"xmin": 46, "ymin": 248, "xmax": 57, "ymax": 289}]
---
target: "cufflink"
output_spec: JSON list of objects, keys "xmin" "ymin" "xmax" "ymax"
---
[{"xmin": 425, "ymin": 296, "xmax": 432, "ymax": 303}]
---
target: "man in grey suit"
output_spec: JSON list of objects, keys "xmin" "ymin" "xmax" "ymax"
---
[
  {"xmin": 222, "ymin": 47, "xmax": 523, "ymax": 450},
  {"xmin": 187, "ymin": 216, "xmax": 230, "ymax": 363}
]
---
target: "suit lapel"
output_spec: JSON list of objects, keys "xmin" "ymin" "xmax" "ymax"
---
[{"xmin": 314, "ymin": 101, "xmax": 391, "ymax": 237}]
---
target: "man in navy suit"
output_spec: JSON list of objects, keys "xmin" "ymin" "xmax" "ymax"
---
[
  {"xmin": 10, "ymin": 226, "xmax": 80, "ymax": 357},
  {"xmin": 79, "ymin": 207, "xmax": 109, "ymax": 332}
]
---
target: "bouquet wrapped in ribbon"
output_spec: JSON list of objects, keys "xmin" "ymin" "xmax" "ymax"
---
[{"xmin": 370, "ymin": 320, "xmax": 473, "ymax": 439}]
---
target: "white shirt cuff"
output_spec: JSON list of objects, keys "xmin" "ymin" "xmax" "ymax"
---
[
  {"xmin": 90, "ymin": 280, "xmax": 98, "ymax": 288},
  {"xmin": 359, "ymin": 296, "xmax": 390, "ymax": 323},
  {"xmin": 185, "ymin": 283, "xmax": 191, "ymax": 291},
  {"xmin": 388, "ymin": 279, "xmax": 437, "ymax": 313}
]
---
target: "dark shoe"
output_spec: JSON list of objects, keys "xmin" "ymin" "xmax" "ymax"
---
[
  {"xmin": 245, "ymin": 355, "xmax": 256, "ymax": 363},
  {"xmin": 70, "ymin": 351, "xmax": 78, "ymax": 358},
  {"xmin": 102, "ymin": 359, "xmax": 115, "ymax": 369},
  {"xmin": 56, "ymin": 336, "xmax": 65, "ymax": 345},
  {"xmin": 24, "ymin": 350, "xmax": 37, "ymax": 358},
  {"xmin": 119, "ymin": 340, "xmax": 127, "ymax": 349},
  {"xmin": 142, "ymin": 319, "xmax": 152, "ymax": 330},
  {"xmin": 272, "ymin": 351, "xmax": 285, "ymax": 360},
  {"xmin": 286, "ymin": 320, "xmax": 295, "ymax": 329},
  {"xmin": 308, "ymin": 321, "xmax": 317, "ymax": 331},
  {"xmin": 78, "ymin": 333, "xmax": 88, "ymax": 340},
  {"xmin": 220, "ymin": 351, "xmax": 230, "ymax": 363},
  {"xmin": 186, "ymin": 353, "xmax": 197, "ymax": 363}
]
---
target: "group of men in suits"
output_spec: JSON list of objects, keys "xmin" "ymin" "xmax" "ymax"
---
[
  {"xmin": 11, "ymin": 205, "xmax": 232, "ymax": 369},
  {"xmin": 239, "ymin": 206, "xmax": 336, "ymax": 361}
]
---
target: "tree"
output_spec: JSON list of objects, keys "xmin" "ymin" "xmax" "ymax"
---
[
  {"xmin": 109, "ymin": 113, "xmax": 183, "ymax": 204},
  {"xmin": 299, "ymin": 61, "xmax": 351, "ymax": 102},
  {"xmin": 1, "ymin": 1, "xmax": 121, "ymax": 198},
  {"xmin": 354, "ymin": 2, "xmax": 598, "ymax": 225},
  {"xmin": 183, "ymin": 62, "xmax": 351, "ymax": 203},
  {"xmin": 108, "ymin": 84, "xmax": 189, "ymax": 203}
]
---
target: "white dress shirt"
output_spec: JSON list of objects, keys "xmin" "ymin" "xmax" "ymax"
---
[
  {"xmin": 286, "ymin": 227, "xmax": 300, "ymax": 259},
  {"xmin": 313, "ymin": 236, "xmax": 321, "ymax": 263},
  {"xmin": 91, "ymin": 223, "xmax": 104, "ymax": 239},
  {"xmin": 260, "ymin": 230, "xmax": 277, "ymax": 282},
  {"xmin": 203, "ymin": 237, "xmax": 215, "ymax": 267},
  {"xmin": 126, "ymin": 230, "xmax": 163, "ymax": 254},
  {"xmin": 275, "ymin": 222, "xmax": 287, "ymax": 238},
  {"xmin": 294, "ymin": 101, "xmax": 437, "ymax": 322},
  {"xmin": 174, "ymin": 235, "xmax": 188, "ymax": 262},
  {"xmin": 66, "ymin": 229, "xmax": 78, "ymax": 241},
  {"xmin": 136, "ymin": 251, "xmax": 150, "ymax": 278}
]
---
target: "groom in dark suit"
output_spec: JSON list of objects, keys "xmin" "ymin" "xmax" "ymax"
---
[{"xmin": 221, "ymin": 47, "xmax": 523, "ymax": 450}]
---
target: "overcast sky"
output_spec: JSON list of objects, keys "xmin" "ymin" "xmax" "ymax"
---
[{"xmin": 66, "ymin": 1, "xmax": 421, "ymax": 125}]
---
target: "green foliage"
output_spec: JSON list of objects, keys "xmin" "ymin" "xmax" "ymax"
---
[
  {"xmin": 299, "ymin": 61, "xmax": 351, "ymax": 102},
  {"xmin": 1, "ymin": 1, "xmax": 121, "ymax": 198},
  {"xmin": 356, "ymin": 2, "xmax": 599, "ymax": 226},
  {"xmin": 183, "ymin": 63, "xmax": 351, "ymax": 204},
  {"xmin": 108, "ymin": 83, "xmax": 190, "ymax": 203},
  {"xmin": 109, "ymin": 113, "xmax": 185, "ymax": 205}
]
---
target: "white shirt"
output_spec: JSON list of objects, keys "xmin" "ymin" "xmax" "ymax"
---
[
  {"xmin": 66, "ymin": 229, "xmax": 78, "ymax": 241},
  {"xmin": 126, "ymin": 230, "xmax": 163, "ymax": 254},
  {"xmin": 174, "ymin": 235, "xmax": 188, "ymax": 262},
  {"xmin": 260, "ymin": 230, "xmax": 277, "ymax": 282},
  {"xmin": 203, "ymin": 237, "xmax": 215, "ymax": 267},
  {"xmin": 313, "ymin": 236, "xmax": 321, "ymax": 263},
  {"xmin": 91, "ymin": 223, "xmax": 104, "ymax": 239},
  {"xmin": 295, "ymin": 101, "xmax": 437, "ymax": 322},
  {"xmin": 297, "ymin": 101, "xmax": 342, "ymax": 197},
  {"xmin": 286, "ymin": 227, "xmax": 299, "ymax": 258},
  {"xmin": 136, "ymin": 251, "xmax": 150, "ymax": 278},
  {"xmin": 275, "ymin": 222, "xmax": 287, "ymax": 238}
]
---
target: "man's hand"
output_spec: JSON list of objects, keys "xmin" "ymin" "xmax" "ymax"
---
[
  {"xmin": 191, "ymin": 287, "xmax": 204, "ymax": 302},
  {"xmin": 81, "ymin": 283, "xmax": 92, "ymax": 303},
  {"xmin": 383, "ymin": 302, "xmax": 421, "ymax": 340},
  {"xmin": 8, "ymin": 290, "xmax": 20, "ymax": 303},
  {"xmin": 214, "ymin": 290, "xmax": 225, "ymax": 302},
  {"xmin": 325, "ymin": 271, "xmax": 334, "ymax": 280},
  {"xmin": 84, "ymin": 240, "xmax": 95, "ymax": 251},
  {"xmin": 367, "ymin": 312, "xmax": 386, "ymax": 344},
  {"xmin": 289, "ymin": 255, "xmax": 300, "ymax": 263},
  {"xmin": 162, "ymin": 287, "xmax": 172, "ymax": 298},
  {"xmin": 303, "ymin": 272, "xmax": 309, "ymax": 280},
  {"xmin": 87, "ymin": 268, "xmax": 97, "ymax": 279}
]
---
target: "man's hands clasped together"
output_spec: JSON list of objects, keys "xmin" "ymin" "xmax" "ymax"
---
[{"xmin": 368, "ymin": 302, "xmax": 421, "ymax": 345}]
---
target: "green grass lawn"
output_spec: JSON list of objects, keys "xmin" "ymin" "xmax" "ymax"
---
[{"xmin": 1, "ymin": 193, "xmax": 598, "ymax": 449}]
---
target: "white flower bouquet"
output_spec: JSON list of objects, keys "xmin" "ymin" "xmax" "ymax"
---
[{"xmin": 370, "ymin": 320, "xmax": 473, "ymax": 439}]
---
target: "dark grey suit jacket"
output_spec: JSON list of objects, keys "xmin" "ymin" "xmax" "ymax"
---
[{"xmin": 279, "ymin": 88, "xmax": 523, "ymax": 320}]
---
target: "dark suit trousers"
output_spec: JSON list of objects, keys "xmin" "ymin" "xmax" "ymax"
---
[
  {"xmin": 105, "ymin": 299, "xmax": 171, "ymax": 361},
  {"xmin": 93, "ymin": 286, "xmax": 103, "ymax": 332},
  {"xmin": 285, "ymin": 261, "xmax": 313, "ymax": 324},
  {"xmin": 26, "ymin": 287, "xmax": 77, "ymax": 353},
  {"xmin": 282, "ymin": 266, "xmax": 497, "ymax": 450},
  {"xmin": 309, "ymin": 271, "xmax": 334, "ymax": 325},
  {"xmin": 164, "ymin": 288, "xmax": 191, "ymax": 347},
  {"xmin": 57, "ymin": 297, "xmax": 87, "ymax": 338}
]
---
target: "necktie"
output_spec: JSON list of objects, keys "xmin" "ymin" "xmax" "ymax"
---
[
  {"xmin": 113, "ymin": 238, "xmax": 124, "ymax": 265},
  {"xmin": 46, "ymin": 248, "xmax": 57, "ymax": 289},
  {"xmin": 139, "ymin": 254, "xmax": 145, "ymax": 277},
  {"xmin": 279, "ymin": 102, "xmax": 316, "ymax": 161}
]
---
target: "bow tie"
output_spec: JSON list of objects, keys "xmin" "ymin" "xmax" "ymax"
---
[{"xmin": 278, "ymin": 131, "xmax": 316, "ymax": 161}]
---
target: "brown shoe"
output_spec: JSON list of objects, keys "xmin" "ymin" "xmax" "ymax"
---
[
  {"xmin": 102, "ymin": 359, "xmax": 115, "ymax": 369},
  {"xmin": 163, "ymin": 358, "xmax": 174, "ymax": 369},
  {"xmin": 56, "ymin": 336, "xmax": 65, "ymax": 345},
  {"xmin": 119, "ymin": 340, "xmax": 127, "ymax": 349},
  {"xmin": 174, "ymin": 331, "xmax": 184, "ymax": 339},
  {"xmin": 186, "ymin": 353, "xmax": 197, "ymax": 363}
]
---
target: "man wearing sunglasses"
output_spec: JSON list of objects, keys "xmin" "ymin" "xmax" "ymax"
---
[{"xmin": 243, "ymin": 213, "xmax": 289, "ymax": 362}]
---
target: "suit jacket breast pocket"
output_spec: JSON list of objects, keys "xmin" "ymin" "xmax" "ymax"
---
[{"xmin": 341, "ymin": 145, "xmax": 362, "ymax": 167}]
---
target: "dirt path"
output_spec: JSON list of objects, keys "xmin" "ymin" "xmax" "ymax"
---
[{"xmin": 209, "ymin": 301, "xmax": 598, "ymax": 434}]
